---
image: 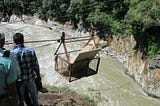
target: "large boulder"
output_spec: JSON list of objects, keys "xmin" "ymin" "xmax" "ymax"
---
[{"xmin": 9, "ymin": 14, "xmax": 23, "ymax": 24}]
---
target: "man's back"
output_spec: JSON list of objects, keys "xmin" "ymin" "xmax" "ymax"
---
[
  {"xmin": 0, "ymin": 57, "xmax": 17, "ymax": 95},
  {"xmin": 11, "ymin": 44, "xmax": 39, "ymax": 81},
  {"xmin": 11, "ymin": 32, "xmax": 40, "ymax": 106}
]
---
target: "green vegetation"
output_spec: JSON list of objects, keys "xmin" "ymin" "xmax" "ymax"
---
[
  {"xmin": 87, "ymin": 87, "xmax": 108, "ymax": 103},
  {"xmin": 56, "ymin": 86, "xmax": 107, "ymax": 105},
  {"xmin": 43, "ymin": 85, "xmax": 97, "ymax": 105},
  {"xmin": 0, "ymin": 0, "xmax": 159, "ymax": 57},
  {"xmin": 124, "ymin": 0, "xmax": 160, "ymax": 57}
]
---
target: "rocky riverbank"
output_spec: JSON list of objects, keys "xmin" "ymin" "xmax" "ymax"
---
[
  {"xmin": 107, "ymin": 35, "xmax": 160, "ymax": 100},
  {"xmin": 25, "ymin": 14, "xmax": 160, "ymax": 100},
  {"xmin": 1, "ymin": 15, "xmax": 160, "ymax": 105}
]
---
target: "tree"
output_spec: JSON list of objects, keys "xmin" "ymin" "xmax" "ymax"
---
[
  {"xmin": 67, "ymin": 0, "xmax": 92, "ymax": 28},
  {"xmin": 124, "ymin": 0, "xmax": 160, "ymax": 56},
  {"xmin": 41, "ymin": 0, "xmax": 70, "ymax": 21}
]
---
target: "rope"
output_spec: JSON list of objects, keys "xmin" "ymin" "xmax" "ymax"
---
[{"xmin": 5, "ymin": 36, "xmax": 90, "ymax": 45}]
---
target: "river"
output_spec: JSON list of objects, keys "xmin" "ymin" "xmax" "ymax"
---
[{"xmin": 1, "ymin": 23, "xmax": 160, "ymax": 106}]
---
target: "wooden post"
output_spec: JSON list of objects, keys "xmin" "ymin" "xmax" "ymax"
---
[
  {"xmin": 61, "ymin": 32, "xmax": 72, "ymax": 82},
  {"xmin": 68, "ymin": 64, "xmax": 72, "ymax": 82},
  {"xmin": 55, "ymin": 55, "xmax": 58, "ymax": 71},
  {"xmin": 96, "ymin": 57, "xmax": 100, "ymax": 73}
]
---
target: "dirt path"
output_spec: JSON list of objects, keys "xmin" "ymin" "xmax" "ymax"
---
[{"xmin": 39, "ymin": 87, "xmax": 94, "ymax": 106}]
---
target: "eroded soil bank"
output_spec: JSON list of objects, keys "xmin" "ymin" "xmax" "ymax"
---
[{"xmin": 38, "ymin": 87, "xmax": 95, "ymax": 106}]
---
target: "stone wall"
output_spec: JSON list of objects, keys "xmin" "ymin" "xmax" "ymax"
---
[{"xmin": 108, "ymin": 35, "xmax": 160, "ymax": 99}]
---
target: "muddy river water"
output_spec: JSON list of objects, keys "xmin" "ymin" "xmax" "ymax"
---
[{"xmin": 1, "ymin": 23, "xmax": 160, "ymax": 106}]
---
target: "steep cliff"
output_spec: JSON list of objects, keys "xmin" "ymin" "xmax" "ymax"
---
[{"xmin": 108, "ymin": 35, "xmax": 160, "ymax": 99}]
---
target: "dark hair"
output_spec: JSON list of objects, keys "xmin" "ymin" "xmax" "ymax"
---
[
  {"xmin": 0, "ymin": 33, "xmax": 5, "ymax": 47},
  {"xmin": 13, "ymin": 33, "xmax": 24, "ymax": 44}
]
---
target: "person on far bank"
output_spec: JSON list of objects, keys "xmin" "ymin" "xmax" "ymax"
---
[
  {"xmin": 0, "ymin": 33, "xmax": 19, "ymax": 106},
  {"xmin": 11, "ymin": 33, "xmax": 40, "ymax": 106}
]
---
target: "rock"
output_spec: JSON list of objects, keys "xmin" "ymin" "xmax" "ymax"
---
[
  {"xmin": 154, "ymin": 54, "xmax": 160, "ymax": 60},
  {"xmin": 35, "ymin": 19, "xmax": 47, "ymax": 26},
  {"xmin": 148, "ymin": 54, "xmax": 160, "ymax": 69},
  {"xmin": 35, "ymin": 19, "xmax": 53, "ymax": 30},
  {"xmin": 10, "ymin": 14, "xmax": 24, "ymax": 24},
  {"xmin": 154, "ymin": 70, "xmax": 160, "ymax": 81},
  {"xmin": 98, "ymin": 40, "xmax": 108, "ymax": 48}
]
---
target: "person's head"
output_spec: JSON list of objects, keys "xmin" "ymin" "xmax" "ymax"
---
[
  {"xmin": 13, "ymin": 33, "xmax": 24, "ymax": 45},
  {"xmin": 0, "ymin": 33, "xmax": 5, "ymax": 48}
]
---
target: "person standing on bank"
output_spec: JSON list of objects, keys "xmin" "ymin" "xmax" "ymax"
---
[
  {"xmin": 0, "ymin": 33, "xmax": 19, "ymax": 106},
  {"xmin": 11, "ymin": 33, "xmax": 40, "ymax": 106}
]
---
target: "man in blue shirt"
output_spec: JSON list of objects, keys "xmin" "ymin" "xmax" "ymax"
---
[
  {"xmin": 11, "ymin": 33, "xmax": 40, "ymax": 106},
  {"xmin": 0, "ymin": 33, "xmax": 19, "ymax": 106}
]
